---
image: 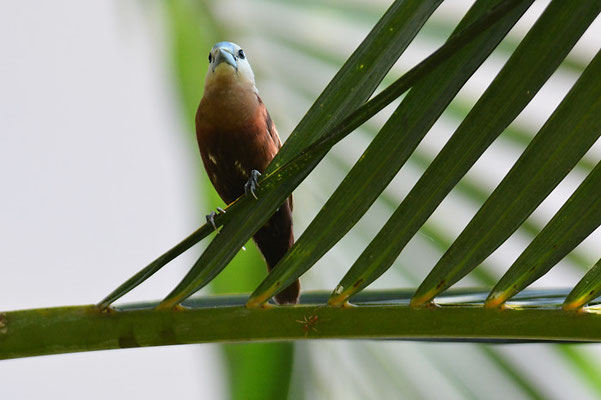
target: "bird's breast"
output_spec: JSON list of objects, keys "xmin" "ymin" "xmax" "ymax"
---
[
  {"xmin": 198, "ymin": 79, "xmax": 260, "ymax": 128},
  {"xmin": 195, "ymin": 85, "xmax": 279, "ymax": 204}
]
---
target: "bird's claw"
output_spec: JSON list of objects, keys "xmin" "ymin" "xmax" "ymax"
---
[
  {"xmin": 206, "ymin": 207, "xmax": 226, "ymax": 232},
  {"xmin": 244, "ymin": 170, "xmax": 261, "ymax": 199},
  {"xmin": 206, "ymin": 211, "xmax": 218, "ymax": 231}
]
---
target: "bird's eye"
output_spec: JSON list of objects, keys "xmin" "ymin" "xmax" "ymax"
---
[
  {"xmin": 208, "ymin": 53, "xmax": 212, "ymax": 63},
  {"xmin": 238, "ymin": 49, "xmax": 245, "ymax": 59}
]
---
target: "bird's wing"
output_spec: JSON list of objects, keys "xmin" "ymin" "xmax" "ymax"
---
[
  {"xmin": 261, "ymin": 99, "xmax": 282, "ymax": 150},
  {"xmin": 262, "ymin": 102, "xmax": 293, "ymax": 212}
]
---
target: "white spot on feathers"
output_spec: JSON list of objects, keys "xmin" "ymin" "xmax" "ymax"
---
[{"xmin": 234, "ymin": 160, "xmax": 247, "ymax": 176}]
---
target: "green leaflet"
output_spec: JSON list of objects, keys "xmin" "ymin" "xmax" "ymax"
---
[
  {"xmin": 97, "ymin": 226, "xmax": 214, "ymax": 309},
  {"xmin": 412, "ymin": 47, "xmax": 601, "ymax": 306},
  {"xmin": 564, "ymin": 257, "xmax": 601, "ymax": 311},
  {"xmin": 486, "ymin": 161, "xmax": 601, "ymax": 307}
]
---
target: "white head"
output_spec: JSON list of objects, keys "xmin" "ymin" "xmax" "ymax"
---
[{"xmin": 205, "ymin": 42, "xmax": 256, "ymax": 89}]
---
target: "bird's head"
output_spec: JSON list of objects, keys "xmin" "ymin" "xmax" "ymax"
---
[{"xmin": 205, "ymin": 42, "xmax": 256, "ymax": 89}]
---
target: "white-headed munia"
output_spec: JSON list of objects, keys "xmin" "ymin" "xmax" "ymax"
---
[{"xmin": 195, "ymin": 42, "xmax": 300, "ymax": 304}]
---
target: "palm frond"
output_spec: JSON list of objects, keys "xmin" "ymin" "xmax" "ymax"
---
[{"xmin": 4, "ymin": 0, "xmax": 601, "ymax": 367}]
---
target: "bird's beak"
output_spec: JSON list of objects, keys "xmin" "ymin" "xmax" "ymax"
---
[{"xmin": 213, "ymin": 47, "xmax": 237, "ymax": 72}]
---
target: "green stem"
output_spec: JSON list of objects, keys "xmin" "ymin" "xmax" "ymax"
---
[{"xmin": 3, "ymin": 290, "xmax": 601, "ymax": 361}]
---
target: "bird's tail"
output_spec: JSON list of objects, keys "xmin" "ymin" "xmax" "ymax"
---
[{"xmin": 252, "ymin": 199, "xmax": 300, "ymax": 304}]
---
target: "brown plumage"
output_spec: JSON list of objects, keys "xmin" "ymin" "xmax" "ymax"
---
[{"xmin": 195, "ymin": 42, "xmax": 299, "ymax": 304}]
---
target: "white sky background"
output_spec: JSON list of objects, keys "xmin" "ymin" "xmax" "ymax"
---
[{"xmin": 0, "ymin": 2, "xmax": 223, "ymax": 399}]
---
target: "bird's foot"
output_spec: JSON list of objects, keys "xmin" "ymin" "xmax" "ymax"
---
[
  {"xmin": 206, "ymin": 207, "xmax": 246, "ymax": 249},
  {"xmin": 206, "ymin": 207, "xmax": 226, "ymax": 232},
  {"xmin": 244, "ymin": 170, "xmax": 261, "ymax": 199}
]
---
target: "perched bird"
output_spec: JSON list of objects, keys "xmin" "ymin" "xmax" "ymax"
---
[{"xmin": 195, "ymin": 42, "xmax": 300, "ymax": 304}]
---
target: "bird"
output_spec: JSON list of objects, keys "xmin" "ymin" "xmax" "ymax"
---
[{"xmin": 195, "ymin": 41, "xmax": 300, "ymax": 305}]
